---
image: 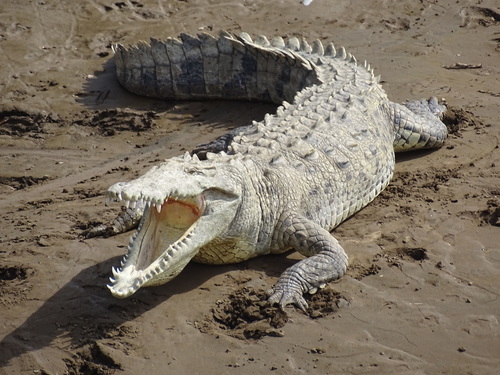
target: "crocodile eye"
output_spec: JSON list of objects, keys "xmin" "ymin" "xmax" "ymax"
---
[{"xmin": 185, "ymin": 167, "xmax": 205, "ymax": 176}]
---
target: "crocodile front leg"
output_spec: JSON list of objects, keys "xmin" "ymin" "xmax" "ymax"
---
[
  {"xmin": 83, "ymin": 204, "xmax": 144, "ymax": 238},
  {"xmin": 268, "ymin": 214, "xmax": 348, "ymax": 311}
]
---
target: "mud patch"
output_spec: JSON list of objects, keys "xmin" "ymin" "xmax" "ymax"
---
[
  {"xmin": 0, "ymin": 105, "xmax": 60, "ymax": 137},
  {"xmin": 460, "ymin": 6, "xmax": 500, "ymax": 28},
  {"xmin": 210, "ymin": 288, "xmax": 287, "ymax": 339},
  {"xmin": 65, "ymin": 343, "xmax": 121, "ymax": 375},
  {"xmin": 375, "ymin": 247, "xmax": 428, "ymax": 269},
  {"xmin": 480, "ymin": 199, "xmax": 500, "ymax": 226},
  {"xmin": 378, "ymin": 167, "xmax": 461, "ymax": 205},
  {"xmin": 381, "ymin": 17, "xmax": 411, "ymax": 32},
  {"xmin": 348, "ymin": 263, "xmax": 381, "ymax": 280},
  {"xmin": 442, "ymin": 105, "xmax": 483, "ymax": 136},
  {"xmin": 100, "ymin": 0, "xmax": 165, "ymax": 19},
  {"xmin": 0, "ymin": 266, "xmax": 28, "ymax": 281},
  {"xmin": 206, "ymin": 287, "xmax": 348, "ymax": 339},
  {"xmin": 0, "ymin": 265, "xmax": 33, "ymax": 306},
  {"xmin": 0, "ymin": 175, "xmax": 51, "ymax": 190},
  {"xmin": 305, "ymin": 288, "xmax": 350, "ymax": 319},
  {"xmin": 74, "ymin": 109, "xmax": 158, "ymax": 136},
  {"xmin": 398, "ymin": 247, "xmax": 428, "ymax": 261}
]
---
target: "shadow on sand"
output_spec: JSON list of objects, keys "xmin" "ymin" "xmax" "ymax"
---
[
  {"xmin": 0, "ymin": 255, "xmax": 226, "ymax": 367},
  {"xmin": 0, "ymin": 249, "xmax": 296, "ymax": 368},
  {"xmin": 76, "ymin": 56, "xmax": 277, "ymax": 132}
]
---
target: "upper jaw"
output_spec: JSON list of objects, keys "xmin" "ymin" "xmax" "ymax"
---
[{"xmin": 105, "ymin": 180, "xmax": 205, "ymax": 213}]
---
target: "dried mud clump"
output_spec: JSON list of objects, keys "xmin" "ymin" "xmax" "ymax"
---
[
  {"xmin": 0, "ymin": 105, "xmax": 60, "ymax": 137},
  {"xmin": 0, "ymin": 266, "xmax": 28, "ymax": 281},
  {"xmin": 348, "ymin": 263, "xmax": 381, "ymax": 280},
  {"xmin": 74, "ymin": 109, "xmax": 157, "ymax": 136},
  {"xmin": 0, "ymin": 265, "xmax": 33, "ymax": 306},
  {"xmin": 212, "ymin": 288, "xmax": 287, "ymax": 339},
  {"xmin": 375, "ymin": 247, "xmax": 429, "ymax": 269},
  {"xmin": 397, "ymin": 247, "xmax": 429, "ymax": 261},
  {"xmin": 460, "ymin": 6, "xmax": 500, "ymax": 28},
  {"xmin": 209, "ymin": 287, "xmax": 349, "ymax": 339},
  {"xmin": 305, "ymin": 288, "xmax": 350, "ymax": 319},
  {"xmin": 480, "ymin": 199, "xmax": 500, "ymax": 227},
  {"xmin": 442, "ymin": 105, "xmax": 483, "ymax": 136},
  {"xmin": 0, "ymin": 175, "xmax": 51, "ymax": 190},
  {"xmin": 65, "ymin": 343, "xmax": 121, "ymax": 375}
]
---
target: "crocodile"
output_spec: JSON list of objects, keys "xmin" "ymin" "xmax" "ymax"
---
[{"xmin": 105, "ymin": 31, "xmax": 447, "ymax": 310}]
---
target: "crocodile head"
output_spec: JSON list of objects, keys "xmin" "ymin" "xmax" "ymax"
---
[{"xmin": 105, "ymin": 152, "xmax": 243, "ymax": 298}]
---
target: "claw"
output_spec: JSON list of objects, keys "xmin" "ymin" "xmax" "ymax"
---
[{"xmin": 267, "ymin": 287, "xmax": 309, "ymax": 312}]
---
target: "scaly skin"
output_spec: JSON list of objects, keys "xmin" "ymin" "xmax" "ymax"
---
[{"xmin": 105, "ymin": 31, "xmax": 447, "ymax": 310}]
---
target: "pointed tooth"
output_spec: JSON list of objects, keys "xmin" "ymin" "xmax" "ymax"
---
[
  {"xmin": 112, "ymin": 267, "xmax": 120, "ymax": 278},
  {"xmin": 109, "ymin": 277, "xmax": 116, "ymax": 283},
  {"xmin": 130, "ymin": 200, "xmax": 136, "ymax": 209},
  {"xmin": 117, "ymin": 192, "xmax": 122, "ymax": 201},
  {"xmin": 124, "ymin": 200, "xmax": 130, "ymax": 209},
  {"xmin": 156, "ymin": 203, "xmax": 162, "ymax": 213}
]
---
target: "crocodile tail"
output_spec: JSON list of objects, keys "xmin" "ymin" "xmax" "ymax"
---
[{"xmin": 113, "ymin": 31, "xmax": 321, "ymax": 104}]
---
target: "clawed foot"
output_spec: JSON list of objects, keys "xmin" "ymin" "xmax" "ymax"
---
[{"xmin": 405, "ymin": 97, "xmax": 446, "ymax": 119}]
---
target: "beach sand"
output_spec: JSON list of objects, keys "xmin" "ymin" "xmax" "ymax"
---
[{"xmin": 1, "ymin": 1, "xmax": 499, "ymax": 373}]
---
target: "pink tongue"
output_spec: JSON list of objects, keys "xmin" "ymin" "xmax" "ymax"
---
[{"xmin": 153, "ymin": 200, "xmax": 200, "ymax": 229}]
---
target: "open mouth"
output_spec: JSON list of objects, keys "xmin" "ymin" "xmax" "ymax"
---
[{"xmin": 106, "ymin": 193, "xmax": 206, "ymax": 298}]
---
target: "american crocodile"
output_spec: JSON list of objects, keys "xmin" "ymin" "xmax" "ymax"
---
[{"xmin": 105, "ymin": 31, "xmax": 447, "ymax": 310}]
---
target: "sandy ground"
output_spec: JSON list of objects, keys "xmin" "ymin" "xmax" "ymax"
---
[{"xmin": 1, "ymin": 0, "xmax": 499, "ymax": 374}]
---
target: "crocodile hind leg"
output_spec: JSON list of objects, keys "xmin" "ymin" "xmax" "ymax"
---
[
  {"xmin": 268, "ymin": 214, "xmax": 348, "ymax": 311},
  {"xmin": 390, "ymin": 97, "xmax": 448, "ymax": 151}
]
